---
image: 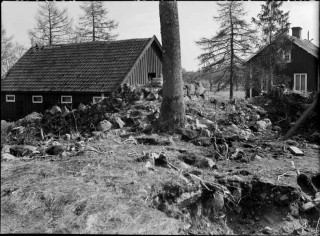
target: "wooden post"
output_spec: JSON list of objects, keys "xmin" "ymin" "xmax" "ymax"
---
[{"xmin": 283, "ymin": 93, "xmax": 319, "ymax": 140}]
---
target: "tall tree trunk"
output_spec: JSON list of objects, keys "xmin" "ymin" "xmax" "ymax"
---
[
  {"xmin": 229, "ymin": 4, "xmax": 234, "ymax": 100},
  {"xmin": 157, "ymin": 1, "xmax": 186, "ymax": 132}
]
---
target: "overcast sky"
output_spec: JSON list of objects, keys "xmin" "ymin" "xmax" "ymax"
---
[{"xmin": 1, "ymin": 1, "xmax": 319, "ymax": 71}]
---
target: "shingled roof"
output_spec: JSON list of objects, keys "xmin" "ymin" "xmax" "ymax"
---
[
  {"xmin": 247, "ymin": 34, "xmax": 319, "ymax": 62},
  {"xmin": 1, "ymin": 36, "xmax": 160, "ymax": 93}
]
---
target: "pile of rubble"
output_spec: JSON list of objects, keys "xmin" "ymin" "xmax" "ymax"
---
[{"xmin": 249, "ymin": 89, "xmax": 319, "ymax": 142}]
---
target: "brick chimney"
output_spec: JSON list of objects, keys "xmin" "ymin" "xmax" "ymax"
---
[{"xmin": 292, "ymin": 27, "xmax": 302, "ymax": 39}]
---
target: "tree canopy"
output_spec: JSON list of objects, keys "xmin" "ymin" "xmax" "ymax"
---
[
  {"xmin": 196, "ymin": 2, "xmax": 256, "ymax": 99},
  {"xmin": 75, "ymin": 1, "xmax": 118, "ymax": 42},
  {"xmin": 28, "ymin": 1, "xmax": 73, "ymax": 46}
]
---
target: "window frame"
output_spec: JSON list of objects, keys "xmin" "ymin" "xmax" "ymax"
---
[
  {"xmin": 92, "ymin": 96, "xmax": 103, "ymax": 104},
  {"xmin": 32, "ymin": 95, "xmax": 43, "ymax": 104},
  {"xmin": 61, "ymin": 95, "xmax": 72, "ymax": 104},
  {"xmin": 283, "ymin": 50, "xmax": 291, "ymax": 62},
  {"xmin": 6, "ymin": 94, "xmax": 15, "ymax": 102},
  {"xmin": 293, "ymin": 73, "xmax": 307, "ymax": 93}
]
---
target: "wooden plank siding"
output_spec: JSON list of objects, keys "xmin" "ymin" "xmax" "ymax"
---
[
  {"xmin": 1, "ymin": 92, "xmax": 108, "ymax": 121},
  {"xmin": 124, "ymin": 42, "xmax": 162, "ymax": 86},
  {"xmin": 247, "ymin": 40, "xmax": 318, "ymax": 97},
  {"xmin": 277, "ymin": 44, "xmax": 318, "ymax": 91}
]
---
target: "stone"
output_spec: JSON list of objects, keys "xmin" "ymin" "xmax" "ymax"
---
[
  {"xmin": 190, "ymin": 95, "xmax": 198, "ymax": 101},
  {"xmin": 212, "ymin": 191, "xmax": 224, "ymax": 212},
  {"xmin": 200, "ymin": 128, "xmax": 212, "ymax": 138},
  {"xmin": 146, "ymin": 91, "xmax": 159, "ymax": 101},
  {"xmin": 279, "ymin": 194, "xmax": 289, "ymax": 201},
  {"xmin": 262, "ymin": 226, "xmax": 273, "ymax": 234},
  {"xmin": 226, "ymin": 104, "xmax": 236, "ymax": 114},
  {"xmin": 195, "ymin": 119, "xmax": 208, "ymax": 129},
  {"xmin": 97, "ymin": 120, "xmax": 112, "ymax": 132},
  {"xmin": 183, "ymin": 96, "xmax": 191, "ymax": 102},
  {"xmin": 1, "ymin": 153, "xmax": 18, "ymax": 161},
  {"xmin": 185, "ymin": 115, "xmax": 194, "ymax": 122},
  {"xmin": 177, "ymin": 190, "xmax": 202, "ymax": 208},
  {"xmin": 254, "ymin": 154, "xmax": 263, "ymax": 161},
  {"xmin": 256, "ymin": 118, "xmax": 272, "ymax": 130},
  {"xmin": 272, "ymin": 125, "xmax": 282, "ymax": 132},
  {"xmin": 178, "ymin": 128, "xmax": 199, "ymax": 141},
  {"xmin": 232, "ymin": 188, "xmax": 242, "ymax": 202},
  {"xmin": 45, "ymin": 145, "xmax": 64, "ymax": 155},
  {"xmin": 301, "ymin": 202, "xmax": 317, "ymax": 211},
  {"xmin": 227, "ymin": 175, "xmax": 245, "ymax": 183},
  {"xmin": 192, "ymin": 137, "xmax": 212, "ymax": 147},
  {"xmin": 9, "ymin": 145, "xmax": 37, "ymax": 157},
  {"xmin": 114, "ymin": 117, "xmax": 125, "ymax": 129},
  {"xmin": 151, "ymin": 76, "xmax": 163, "ymax": 87},
  {"xmin": 286, "ymin": 139, "xmax": 299, "ymax": 146},
  {"xmin": 198, "ymin": 158, "xmax": 216, "ymax": 169},
  {"xmin": 288, "ymin": 146, "xmax": 304, "ymax": 156},
  {"xmin": 49, "ymin": 105, "xmax": 62, "ymax": 115},
  {"xmin": 64, "ymin": 134, "xmax": 71, "ymax": 141},
  {"xmin": 145, "ymin": 161, "xmax": 155, "ymax": 170},
  {"xmin": 186, "ymin": 84, "xmax": 195, "ymax": 96},
  {"xmin": 195, "ymin": 82, "xmax": 206, "ymax": 96},
  {"xmin": 1, "ymin": 145, "xmax": 11, "ymax": 154}
]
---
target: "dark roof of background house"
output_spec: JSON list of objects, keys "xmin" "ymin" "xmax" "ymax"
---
[
  {"xmin": 1, "ymin": 37, "xmax": 160, "ymax": 93},
  {"xmin": 288, "ymin": 35, "xmax": 319, "ymax": 58},
  {"xmin": 247, "ymin": 34, "xmax": 319, "ymax": 62}
]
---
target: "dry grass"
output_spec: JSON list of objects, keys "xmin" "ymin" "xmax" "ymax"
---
[
  {"xmin": 1, "ymin": 134, "xmax": 186, "ymax": 234},
  {"xmin": 208, "ymin": 90, "xmax": 245, "ymax": 100}
]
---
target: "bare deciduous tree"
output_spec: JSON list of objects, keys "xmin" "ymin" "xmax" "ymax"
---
[
  {"xmin": 1, "ymin": 25, "xmax": 27, "ymax": 79},
  {"xmin": 29, "ymin": 2, "xmax": 73, "ymax": 46},
  {"xmin": 75, "ymin": 1, "xmax": 118, "ymax": 42},
  {"xmin": 157, "ymin": 1, "xmax": 186, "ymax": 132}
]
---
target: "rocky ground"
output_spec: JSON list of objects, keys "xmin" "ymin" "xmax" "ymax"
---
[{"xmin": 1, "ymin": 81, "xmax": 319, "ymax": 235}]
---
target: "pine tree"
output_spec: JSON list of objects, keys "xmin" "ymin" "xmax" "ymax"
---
[
  {"xmin": 196, "ymin": 2, "xmax": 256, "ymax": 100},
  {"xmin": 252, "ymin": 0, "xmax": 290, "ymax": 89},
  {"xmin": 75, "ymin": 1, "xmax": 118, "ymax": 42},
  {"xmin": 157, "ymin": 1, "xmax": 186, "ymax": 132},
  {"xmin": 28, "ymin": 2, "xmax": 73, "ymax": 46}
]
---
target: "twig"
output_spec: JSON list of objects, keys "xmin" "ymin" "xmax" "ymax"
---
[
  {"xmin": 316, "ymin": 216, "xmax": 320, "ymax": 236},
  {"xmin": 277, "ymin": 171, "xmax": 295, "ymax": 181}
]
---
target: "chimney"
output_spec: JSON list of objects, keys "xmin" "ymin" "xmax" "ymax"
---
[{"xmin": 292, "ymin": 27, "xmax": 302, "ymax": 39}]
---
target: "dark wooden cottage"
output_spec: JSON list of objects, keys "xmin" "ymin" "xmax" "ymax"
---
[
  {"xmin": 246, "ymin": 27, "xmax": 319, "ymax": 98},
  {"xmin": 1, "ymin": 36, "xmax": 162, "ymax": 121}
]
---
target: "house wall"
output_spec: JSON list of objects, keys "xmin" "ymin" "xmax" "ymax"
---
[
  {"xmin": 278, "ymin": 44, "xmax": 318, "ymax": 91},
  {"xmin": 246, "ymin": 42, "xmax": 318, "ymax": 98},
  {"xmin": 1, "ymin": 92, "xmax": 106, "ymax": 121},
  {"xmin": 125, "ymin": 42, "xmax": 162, "ymax": 86}
]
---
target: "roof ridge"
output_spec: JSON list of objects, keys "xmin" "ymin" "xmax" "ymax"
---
[{"xmin": 34, "ymin": 37, "xmax": 152, "ymax": 49}]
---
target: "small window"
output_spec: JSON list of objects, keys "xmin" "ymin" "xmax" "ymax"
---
[
  {"xmin": 61, "ymin": 95, "xmax": 72, "ymax": 104},
  {"xmin": 148, "ymin": 72, "xmax": 156, "ymax": 81},
  {"xmin": 6, "ymin": 95, "xmax": 15, "ymax": 102},
  {"xmin": 283, "ymin": 50, "xmax": 291, "ymax": 62},
  {"xmin": 294, "ymin": 74, "xmax": 307, "ymax": 93},
  {"xmin": 32, "ymin": 95, "xmax": 43, "ymax": 103}
]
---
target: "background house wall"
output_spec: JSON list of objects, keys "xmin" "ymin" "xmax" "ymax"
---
[
  {"xmin": 125, "ymin": 41, "xmax": 162, "ymax": 86},
  {"xmin": 1, "ymin": 92, "xmax": 107, "ymax": 121},
  {"xmin": 277, "ymin": 43, "xmax": 318, "ymax": 91}
]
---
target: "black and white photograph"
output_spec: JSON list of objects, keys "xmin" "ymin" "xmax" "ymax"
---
[{"xmin": 1, "ymin": 0, "xmax": 319, "ymax": 234}]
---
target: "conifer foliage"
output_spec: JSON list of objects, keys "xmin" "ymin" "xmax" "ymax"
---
[
  {"xmin": 196, "ymin": 2, "xmax": 256, "ymax": 99},
  {"xmin": 29, "ymin": 2, "xmax": 73, "ymax": 46},
  {"xmin": 75, "ymin": 1, "xmax": 118, "ymax": 42}
]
